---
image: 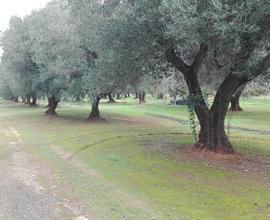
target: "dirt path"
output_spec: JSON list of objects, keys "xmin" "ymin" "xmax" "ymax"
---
[{"xmin": 0, "ymin": 125, "xmax": 90, "ymax": 220}]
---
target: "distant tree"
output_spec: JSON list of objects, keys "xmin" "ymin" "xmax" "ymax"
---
[
  {"xmin": 0, "ymin": 65, "xmax": 14, "ymax": 100},
  {"xmin": 28, "ymin": 0, "xmax": 80, "ymax": 115},
  {"xmin": 107, "ymin": 93, "xmax": 116, "ymax": 103},
  {"xmin": 166, "ymin": 73, "xmax": 187, "ymax": 105},
  {"xmin": 229, "ymin": 84, "xmax": 247, "ymax": 112},
  {"xmin": 69, "ymin": 0, "xmax": 143, "ymax": 120},
  {"xmin": 0, "ymin": 16, "xmax": 39, "ymax": 105},
  {"xmin": 245, "ymin": 74, "xmax": 270, "ymax": 96}
]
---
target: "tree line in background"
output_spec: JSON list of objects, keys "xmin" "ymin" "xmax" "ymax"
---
[{"xmin": 0, "ymin": 0, "xmax": 269, "ymax": 153}]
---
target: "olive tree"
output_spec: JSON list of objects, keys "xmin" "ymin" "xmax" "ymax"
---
[
  {"xmin": 0, "ymin": 16, "xmax": 39, "ymax": 105},
  {"xmin": 98, "ymin": 0, "xmax": 270, "ymax": 152},
  {"xmin": 69, "ymin": 0, "xmax": 145, "ymax": 120},
  {"xmin": 28, "ymin": 0, "xmax": 81, "ymax": 114}
]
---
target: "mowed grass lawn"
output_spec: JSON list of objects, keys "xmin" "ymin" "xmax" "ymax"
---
[{"xmin": 0, "ymin": 97, "xmax": 270, "ymax": 220}]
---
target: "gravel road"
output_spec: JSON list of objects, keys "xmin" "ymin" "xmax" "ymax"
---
[{"xmin": 0, "ymin": 125, "xmax": 89, "ymax": 220}]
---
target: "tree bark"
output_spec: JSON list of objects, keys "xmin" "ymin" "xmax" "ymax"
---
[
  {"xmin": 172, "ymin": 94, "xmax": 177, "ymax": 105},
  {"xmin": 139, "ymin": 91, "xmax": 145, "ymax": 104},
  {"xmin": 21, "ymin": 97, "xmax": 26, "ymax": 103},
  {"xmin": 107, "ymin": 93, "xmax": 116, "ymax": 103},
  {"xmin": 166, "ymin": 43, "xmax": 238, "ymax": 153},
  {"xmin": 25, "ymin": 94, "xmax": 31, "ymax": 104},
  {"xmin": 30, "ymin": 93, "xmax": 37, "ymax": 106},
  {"xmin": 229, "ymin": 84, "xmax": 246, "ymax": 111},
  {"xmin": 157, "ymin": 93, "xmax": 164, "ymax": 99},
  {"xmin": 183, "ymin": 69, "xmax": 214, "ymax": 150},
  {"xmin": 197, "ymin": 74, "xmax": 244, "ymax": 153},
  {"xmin": 74, "ymin": 97, "xmax": 81, "ymax": 102},
  {"xmin": 45, "ymin": 96, "xmax": 59, "ymax": 115},
  {"xmin": 88, "ymin": 95, "xmax": 102, "ymax": 121},
  {"xmin": 13, "ymin": 96, "xmax": 19, "ymax": 102}
]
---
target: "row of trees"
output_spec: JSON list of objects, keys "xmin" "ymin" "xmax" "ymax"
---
[{"xmin": 0, "ymin": 0, "xmax": 269, "ymax": 153}]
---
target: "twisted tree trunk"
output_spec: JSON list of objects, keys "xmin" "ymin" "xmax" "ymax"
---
[
  {"xmin": 157, "ymin": 93, "xmax": 164, "ymax": 99},
  {"xmin": 166, "ymin": 43, "xmax": 240, "ymax": 153},
  {"xmin": 139, "ymin": 91, "xmax": 145, "ymax": 104},
  {"xmin": 25, "ymin": 94, "xmax": 31, "ymax": 105},
  {"xmin": 107, "ymin": 93, "xmax": 116, "ymax": 103},
  {"xmin": 30, "ymin": 93, "xmax": 37, "ymax": 106},
  {"xmin": 74, "ymin": 97, "xmax": 81, "ymax": 102},
  {"xmin": 88, "ymin": 95, "xmax": 102, "ymax": 121},
  {"xmin": 229, "ymin": 84, "xmax": 246, "ymax": 112},
  {"xmin": 197, "ymin": 74, "xmax": 243, "ymax": 153},
  {"xmin": 21, "ymin": 97, "xmax": 26, "ymax": 103},
  {"xmin": 45, "ymin": 96, "xmax": 59, "ymax": 115},
  {"xmin": 172, "ymin": 94, "xmax": 177, "ymax": 105},
  {"xmin": 14, "ymin": 97, "xmax": 19, "ymax": 102}
]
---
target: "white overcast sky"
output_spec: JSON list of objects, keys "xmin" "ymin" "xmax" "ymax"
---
[
  {"xmin": 0, "ymin": 0, "xmax": 50, "ymax": 56},
  {"xmin": 0, "ymin": 0, "xmax": 50, "ymax": 32}
]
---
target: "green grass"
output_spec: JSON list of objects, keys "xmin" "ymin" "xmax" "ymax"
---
[
  {"xmin": 0, "ymin": 97, "xmax": 270, "ymax": 219},
  {"xmin": 0, "ymin": 129, "xmax": 9, "ymax": 159}
]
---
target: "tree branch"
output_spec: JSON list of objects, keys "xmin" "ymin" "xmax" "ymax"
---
[
  {"xmin": 165, "ymin": 47, "xmax": 190, "ymax": 74},
  {"xmin": 191, "ymin": 43, "xmax": 208, "ymax": 74}
]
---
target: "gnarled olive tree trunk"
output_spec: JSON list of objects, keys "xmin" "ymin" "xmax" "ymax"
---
[
  {"xmin": 229, "ymin": 84, "xmax": 246, "ymax": 111},
  {"xmin": 157, "ymin": 93, "xmax": 164, "ymax": 99},
  {"xmin": 25, "ymin": 94, "xmax": 31, "ymax": 104},
  {"xmin": 139, "ymin": 91, "xmax": 145, "ymax": 104},
  {"xmin": 88, "ymin": 95, "xmax": 102, "ymax": 121},
  {"xmin": 45, "ymin": 96, "xmax": 59, "ymax": 115},
  {"xmin": 21, "ymin": 97, "xmax": 26, "ymax": 103},
  {"xmin": 12, "ymin": 96, "xmax": 19, "ymax": 102},
  {"xmin": 107, "ymin": 93, "xmax": 116, "ymax": 103},
  {"xmin": 197, "ymin": 74, "xmax": 243, "ymax": 153},
  {"xmin": 30, "ymin": 93, "xmax": 37, "ymax": 106},
  {"xmin": 166, "ymin": 43, "xmax": 244, "ymax": 153}
]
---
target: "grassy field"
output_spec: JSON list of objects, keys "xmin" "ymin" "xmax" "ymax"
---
[{"xmin": 0, "ymin": 97, "xmax": 270, "ymax": 219}]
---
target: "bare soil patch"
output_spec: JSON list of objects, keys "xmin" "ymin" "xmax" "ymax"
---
[
  {"xmin": 144, "ymin": 139, "xmax": 270, "ymax": 176},
  {"xmin": 182, "ymin": 146, "xmax": 270, "ymax": 174}
]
